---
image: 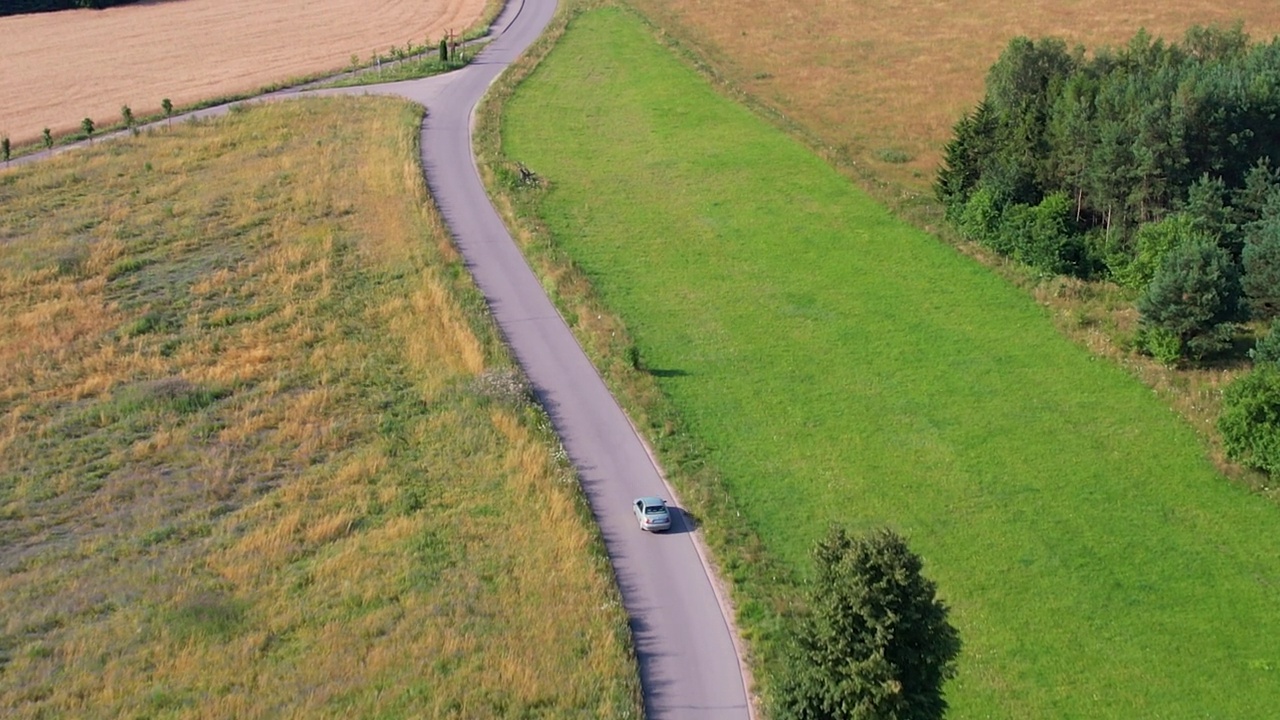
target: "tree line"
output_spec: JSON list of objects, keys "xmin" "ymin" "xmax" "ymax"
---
[
  {"xmin": 2, "ymin": 0, "xmax": 140, "ymax": 16},
  {"xmin": 936, "ymin": 24, "xmax": 1280, "ymax": 482}
]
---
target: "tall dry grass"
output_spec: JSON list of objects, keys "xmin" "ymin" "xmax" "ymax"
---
[{"xmin": 0, "ymin": 97, "xmax": 639, "ymax": 718}]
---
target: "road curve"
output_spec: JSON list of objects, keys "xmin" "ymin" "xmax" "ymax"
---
[
  {"xmin": 5, "ymin": 2, "xmax": 754, "ymax": 716},
  {"xmin": 398, "ymin": 2, "xmax": 753, "ymax": 717}
]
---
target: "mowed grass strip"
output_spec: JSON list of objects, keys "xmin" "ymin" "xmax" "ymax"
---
[
  {"xmin": 500, "ymin": 8, "xmax": 1280, "ymax": 717},
  {"xmin": 0, "ymin": 97, "xmax": 639, "ymax": 718}
]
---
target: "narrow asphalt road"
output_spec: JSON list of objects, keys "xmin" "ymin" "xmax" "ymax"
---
[
  {"xmin": 399, "ymin": 2, "xmax": 753, "ymax": 717},
  {"xmin": 8, "ymin": 1, "xmax": 753, "ymax": 716}
]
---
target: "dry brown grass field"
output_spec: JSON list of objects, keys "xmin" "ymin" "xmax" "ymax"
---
[
  {"xmin": 626, "ymin": 0, "xmax": 1280, "ymax": 199},
  {"xmin": 0, "ymin": 0, "xmax": 490, "ymax": 145},
  {"xmin": 0, "ymin": 97, "xmax": 640, "ymax": 718}
]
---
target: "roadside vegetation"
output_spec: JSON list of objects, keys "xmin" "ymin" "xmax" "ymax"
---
[
  {"xmin": 489, "ymin": 5, "xmax": 1280, "ymax": 716},
  {"xmin": 322, "ymin": 38, "xmax": 474, "ymax": 90},
  {"xmin": 0, "ymin": 97, "xmax": 640, "ymax": 718}
]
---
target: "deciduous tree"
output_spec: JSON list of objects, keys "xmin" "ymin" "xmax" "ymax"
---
[
  {"xmin": 1218, "ymin": 367, "xmax": 1280, "ymax": 479},
  {"xmin": 1111, "ymin": 212, "xmax": 1211, "ymax": 289}
]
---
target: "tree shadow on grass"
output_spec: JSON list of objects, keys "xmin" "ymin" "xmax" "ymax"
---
[{"xmin": 645, "ymin": 367, "xmax": 690, "ymax": 378}]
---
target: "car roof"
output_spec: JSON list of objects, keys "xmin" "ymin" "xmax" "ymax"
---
[{"xmin": 635, "ymin": 496, "xmax": 666, "ymax": 506}]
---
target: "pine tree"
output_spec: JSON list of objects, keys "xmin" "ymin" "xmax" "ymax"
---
[
  {"xmin": 776, "ymin": 527, "xmax": 961, "ymax": 720},
  {"xmin": 1183, "ymin": 173, "xmax": 1234, "ymax": 253},
  {"xmin": 1138, "ymin": 240, "xmax": 1242, "ymax": 361},
  {"xmin": 1243, "ymin": 219, "xmax": 1280, "ymax": 319},
  {"xmin": 1250, "ymin": 319, "xmax": 1280, "ymax": 367}
]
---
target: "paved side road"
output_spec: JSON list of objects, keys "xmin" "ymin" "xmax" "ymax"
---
[
  {"xmin": 7, "ymin": 1, "xmax": 754, "ymax": 716},
  {"xmin": 407, "ymin": 2, "xmax": 752, "ymax": 717}
]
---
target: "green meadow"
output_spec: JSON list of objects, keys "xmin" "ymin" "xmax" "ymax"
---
[{"xmin": 500, "ymin": 6, "xmax": 1280, "ymax": 716}]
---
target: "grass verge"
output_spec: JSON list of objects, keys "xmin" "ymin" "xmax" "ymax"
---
[
  {"xmin": 0, "ymin": 96, "xmax": 640, "ymax": 718},
  {"xmin": 486, "ymin": 5, "xmax": 1280, "ymax": 716},
  {"xmin": 321, "ymin": 53, "xmax": 474, "ymax": 89}
]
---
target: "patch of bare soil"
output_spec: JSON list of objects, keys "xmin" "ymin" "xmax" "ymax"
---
[{"xmin": 0, "ymin": 0, "xmax": 488, "ymax": 143}]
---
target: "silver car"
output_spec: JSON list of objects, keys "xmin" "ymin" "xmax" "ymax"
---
[{"xmin": 633, "ymin": 496, "xmax": 672, "ymax": 532}]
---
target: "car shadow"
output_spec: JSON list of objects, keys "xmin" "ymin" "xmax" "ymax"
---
[{"xmin": 660, "ymin": 505, "xmax": 698, "ymax": 536}]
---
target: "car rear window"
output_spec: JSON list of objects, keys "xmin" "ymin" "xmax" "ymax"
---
[{"xmin": 644, "ymin": 505, "xmax": 666, "ymax": 514}]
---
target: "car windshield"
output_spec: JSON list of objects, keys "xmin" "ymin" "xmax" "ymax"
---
[{"xmin": 644, "ymin": 505, "xmax": 666, "ymax": 514}]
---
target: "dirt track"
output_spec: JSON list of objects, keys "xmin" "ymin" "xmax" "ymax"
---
[{"xmin": 0, "ymin": 0, "xmax": 487, "ymax": 144}]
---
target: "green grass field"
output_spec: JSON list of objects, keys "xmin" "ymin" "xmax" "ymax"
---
[
  {"xmin": 500, "ymin": 7, "xmax": 1280, "ymax": 716},
  {"xmin": 0, "ymin": 97, "xmax": 640, "ymax": 718}
]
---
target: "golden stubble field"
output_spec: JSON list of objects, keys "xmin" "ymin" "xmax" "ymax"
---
[
  {"xmin": 0, "ymin": 0, "xmax": 488, "ymax": 144},
  {"xmin": 627, "ymin": 0, "xmax": 1280, "ymax": 196}
]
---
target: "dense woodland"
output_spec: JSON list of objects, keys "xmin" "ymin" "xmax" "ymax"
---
[
  {"xmin": 937, "ymin": 24, "xmax": 1280, "ymax": 478},
  {"xmin": 1, "ymin": 0, "xmax": 140, "ymax": 16}
]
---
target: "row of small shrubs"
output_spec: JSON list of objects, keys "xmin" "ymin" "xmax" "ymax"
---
[
  {"xmin": 356, "ymin": 38, "xmax": 462, "ymax": 70},
  {"xmin": 0, "ymin": 33, "xmax": 474, "ymax": 161},
  {"xmin": 1, "ymin": 100, "xmax": 177, "ymax": 163},
  {"xmin": 2, "ymin": 0, "xmax": 140, "ymax": 17},
  {"xmin": 323, "ymin": 37, "xmax": 473, "ymax": 89}
]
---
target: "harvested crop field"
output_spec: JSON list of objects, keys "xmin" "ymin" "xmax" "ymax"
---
[
  {"xmin": 0, "ymin": 0, "xmax": 489, "ymax": 144},
  {"xmin": 626, "ymin": 0, "xmax": 1280, "ymax": 194}
]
